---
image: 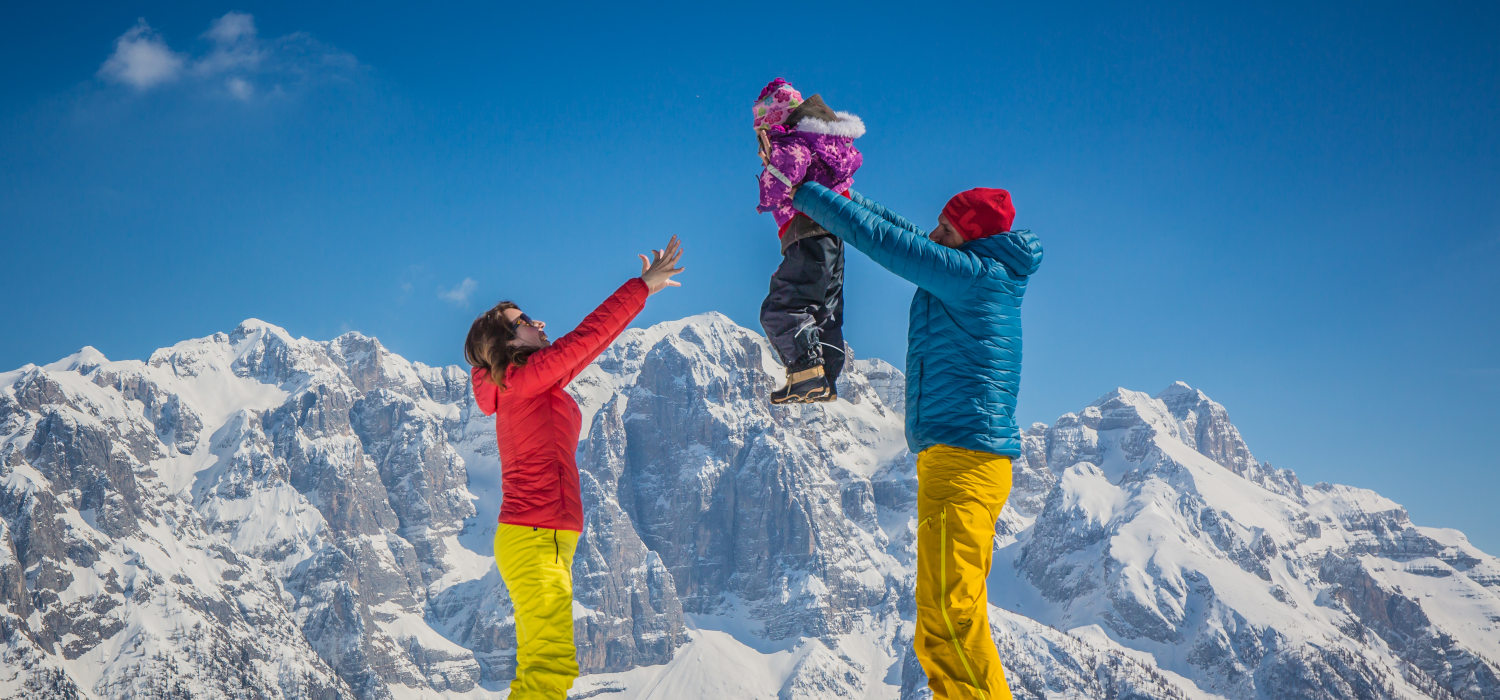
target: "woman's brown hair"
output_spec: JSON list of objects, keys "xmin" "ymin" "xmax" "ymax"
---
[{"xmin": 464, "ymin": 301, "xmax": 537, "ymax": 389}]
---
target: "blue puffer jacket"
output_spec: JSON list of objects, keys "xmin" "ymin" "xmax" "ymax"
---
[{"xmin": 793, "ymin": 183, "xmax": 1043, "ymax": 457}]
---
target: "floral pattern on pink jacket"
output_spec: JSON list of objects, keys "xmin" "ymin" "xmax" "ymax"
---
[{"xmin": 758, "ymin": 112, "xmax": 866, "ymax": 230}]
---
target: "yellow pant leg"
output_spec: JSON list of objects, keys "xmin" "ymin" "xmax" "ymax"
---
[
  {"xmin": 913, "ymin": 445, "xmax": 1014, "ymax": 700},
  {"xmin": 494, "ymin": 524, "xmax": 581, "ymax": 700}
]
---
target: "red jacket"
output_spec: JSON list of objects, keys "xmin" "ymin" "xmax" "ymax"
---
[{"xmin": 471, "ymin": 278, "xmax": 648, "ymax": 532}]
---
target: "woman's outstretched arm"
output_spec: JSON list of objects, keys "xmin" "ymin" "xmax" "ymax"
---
[{"xmin": 503, "ymin": 237, "xmax": 684, "ymax": 395}]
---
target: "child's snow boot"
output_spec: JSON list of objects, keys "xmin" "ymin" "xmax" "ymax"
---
[{"xmin": 771, "ymin": 365, "xmax": 831, "ymax": 404}]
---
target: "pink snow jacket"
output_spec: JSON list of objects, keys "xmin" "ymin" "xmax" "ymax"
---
[{"xmin": 758, "ymin": 111, "xmax": 865, "ymax": 230}]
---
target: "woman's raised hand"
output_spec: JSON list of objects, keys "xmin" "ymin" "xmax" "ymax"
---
[{"xmin": 639, "ymin": 235, "xmax": 685, "ymax": 295}]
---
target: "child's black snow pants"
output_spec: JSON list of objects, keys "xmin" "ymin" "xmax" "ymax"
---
[{"xmin": 760, "ymin": 229, "xmax": 846, "ymax": 388}]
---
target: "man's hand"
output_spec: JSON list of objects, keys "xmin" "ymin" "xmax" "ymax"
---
[{"xmin": 638, "ymin": 235, "xmax": 685, "ymax": 295}]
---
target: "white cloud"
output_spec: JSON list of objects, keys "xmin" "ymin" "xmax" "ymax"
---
[
  {"xmin": 206, "ymin": 12, "xmax": 256, "ymax": 44},
  {"xmin": 96, "ymin": 12, "xmax": 357, "ymax": 100},
  {"xmin": 440, "ymin": 278, "xmax": 478, "ymax": 306},
  {"xmin": 98, "ymin": 20, "xmax": 185, "ymax": 89},
  {"xmin": 226, "ymin": 77, "xmax": 253, "ymax": 100},
  {"xmin": 196, "ymin": 12, "xmax": 263, "ymax": 76}
]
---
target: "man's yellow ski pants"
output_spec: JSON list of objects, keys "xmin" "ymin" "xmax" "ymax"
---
[
  {"xmin": 915, "ymin": 444, "xmax": 1015, "ymax": 700},
  {"xmin": 494, "ymin": 523, "xmax": 581, "ymax": 700}
]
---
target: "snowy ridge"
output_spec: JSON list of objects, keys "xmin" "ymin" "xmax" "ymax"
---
[{"xmin": 2, "ymin": 316, "xmax": 1497, "ymax": 698}]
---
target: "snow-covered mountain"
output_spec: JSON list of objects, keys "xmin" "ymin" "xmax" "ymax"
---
[{"xmin": 2, "ymin": 314, "xmax": 1496, "ymax": 699}]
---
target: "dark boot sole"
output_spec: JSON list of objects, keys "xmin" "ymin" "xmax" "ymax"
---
[{"xmin": 770, "ymin": 386, "xmax": 832, "ymax": 405}]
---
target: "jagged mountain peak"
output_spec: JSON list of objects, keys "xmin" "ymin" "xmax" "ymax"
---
[
  {"xmin": 624, "ymin": 311, "xmax": 745, "ymax": 341},
  {"xmin": 1153, "ymin": 381, "xmax": 1239, "ymax": 438},
  {"xmin": 1091, "ymin": 385, "xmax": 1160, "ymax": 406},
  {"xmin": 321, "ymin": 330, "xmax": 464, "ymax": 401},
  {"xmin": 230, "ymin": 316, "xmax": 294, "ymax": 339},
  {"xmin": 1085, "ymin": 381, "xmax": 1222, "ymax": 422},
  {"xmin": 666, "ymin": 309, "xmax": 738, "ymax": 329},
  {"xmin": 41, "ymin": 345, "xmax": 109, "ymax": 374},
  {"xmin": 1075, "ymin": 386, "xmax": 1166, "ymax": 423},
  {"xmin": 1156, "ymin": 379, "xmax": 1206, "ymax": 401},
  {"xmin": 614, "ymin": 311, "xmax": 762, "ymax": 363},
  {"xmin": 119, "ymin": 319, "xmax": 466, "ymax": 406},
  {"xmin": 145, "ymin": 318, "xmax": 320, "ymax": 383},
  {"xmin": 328, "ymin": 328, "xmax": 380, "ymax": 349},
  {"xmin": 1050, "ymin": 386, "xmax": 1185, "ymax": 446},
  {"xmin": 1153, "ymin": 383, "xmax": 1278, "ymax": 489},
  {"xmin": 1046, "ymin": 383, "xmax": 1293, "ymax": 497}
]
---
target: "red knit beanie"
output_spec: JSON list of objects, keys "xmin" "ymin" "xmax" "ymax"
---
[{"xmin": 942, "ymin": 188, "xmax": 1015, "ymax": 241}]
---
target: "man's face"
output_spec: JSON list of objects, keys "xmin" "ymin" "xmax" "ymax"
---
[
  {"xmin": 930, "ymin": 215, "xmax": 965, "ymax": 249},
  {"xmin": 502, "ymin": 308, "xmax": 550, "ymax": 349}
]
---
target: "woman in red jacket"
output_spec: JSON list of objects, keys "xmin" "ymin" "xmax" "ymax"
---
[{"xmin": 463, "ymin": 236, "xmax": 683, "ymax": 699}]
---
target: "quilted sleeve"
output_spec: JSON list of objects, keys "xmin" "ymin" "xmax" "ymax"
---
[
  {"xmin": 794, "ymin": 183, "xmax": 986, "ymax": 301},
  {"xmin": 849, "ymin": 189, "xmax": 925, "ymax": 236},
  {"xmin": 502, "ymin": 278, "xmax": 649, "ymax": 396}
]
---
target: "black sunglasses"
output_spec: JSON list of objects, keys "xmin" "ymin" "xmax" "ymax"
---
[{"xmin": 508, "ymin": 312, "xmax": 538, "ymax": 332}]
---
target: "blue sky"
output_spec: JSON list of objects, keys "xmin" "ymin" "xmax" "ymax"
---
[{"xmin": 2, "ymin": 2, "xmax": 1497, "ymax": 550}]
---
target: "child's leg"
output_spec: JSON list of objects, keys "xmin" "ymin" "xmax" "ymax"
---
[
  {"xmin": 760, "ymin": 231, "xmax": 838, "ymax": 372},
  {"xmin": 816, "ymin": 237, "xmax": 846, "ymax": 388}
]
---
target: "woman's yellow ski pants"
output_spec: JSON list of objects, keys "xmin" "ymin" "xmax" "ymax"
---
[{"xmin": 494, "ymin": 523, "xmax": 581, "ymax": 699}]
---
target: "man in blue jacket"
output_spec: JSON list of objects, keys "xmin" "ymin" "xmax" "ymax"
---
[{"xmin": 794, "ymin": 183, "xmax": 1042, "ymax": 700}]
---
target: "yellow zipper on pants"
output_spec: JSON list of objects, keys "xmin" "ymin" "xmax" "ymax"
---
[{"xmin": 940, "ymin": 508, "xmax": 986, "ymax": 699}]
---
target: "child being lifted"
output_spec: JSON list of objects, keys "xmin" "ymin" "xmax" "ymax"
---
[{"xmin": 754, "ymin": 77, "xmax": 865, "ymax": 404}]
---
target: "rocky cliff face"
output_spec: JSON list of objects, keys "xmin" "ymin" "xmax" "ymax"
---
[
  {"xmin": 1005, "ymin": 385, "xmax": 1499, "ymax": 700},
  {"xmin": 2, "ymin": 315, "xmax": 1496, "ymax": 699}
]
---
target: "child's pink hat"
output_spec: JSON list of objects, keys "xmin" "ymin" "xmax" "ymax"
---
[{"xmin": 753, "ymin": 78, "xmax": 803, "ymax": 130}]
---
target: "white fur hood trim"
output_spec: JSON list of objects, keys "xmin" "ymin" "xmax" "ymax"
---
[{"xmin": 796, "ymin": 111, "xmax": 866, "ymax": 138}]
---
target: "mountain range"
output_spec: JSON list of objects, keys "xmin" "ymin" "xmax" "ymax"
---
[{"xmin": 2, "ymin": 314, "xmax": 1497, "ymax": 699}]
